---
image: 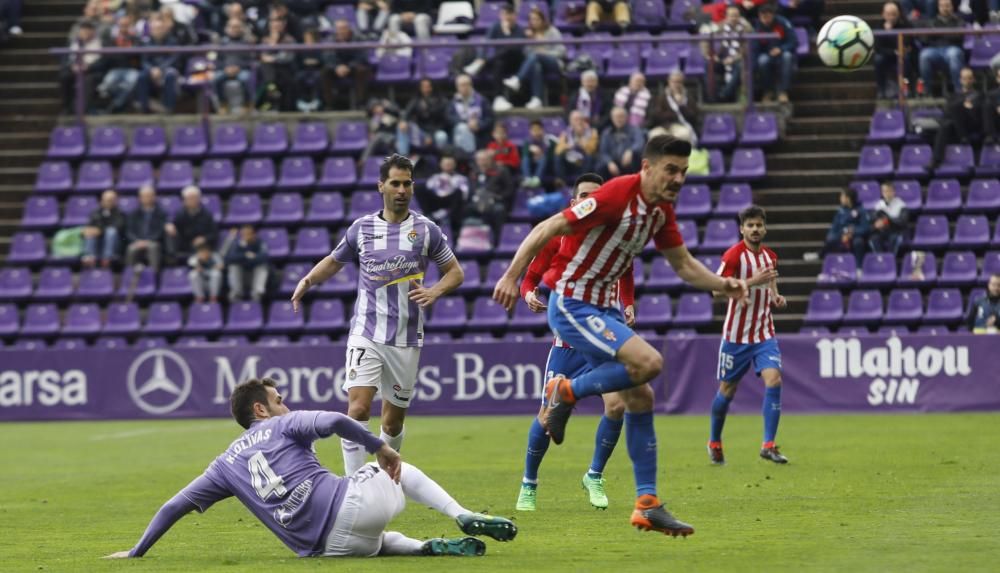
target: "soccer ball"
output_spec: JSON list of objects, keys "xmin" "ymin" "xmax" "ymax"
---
[{"xmin": 816, "ymin": 15, "xmax": 874, "ymax": 71}]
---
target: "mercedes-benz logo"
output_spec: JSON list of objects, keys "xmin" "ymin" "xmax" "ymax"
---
[{"xmin": 127, "ymin": 349, "xmax": 193, "ymax": 415}]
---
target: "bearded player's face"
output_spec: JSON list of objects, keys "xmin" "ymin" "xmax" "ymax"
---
[
  {"xmin": 741, "ymin": 217, "xmax": 767, "ymax": 246},
  {"xmin": 643, "ymin": 155, "xmax": 688, "ymax": 204}
]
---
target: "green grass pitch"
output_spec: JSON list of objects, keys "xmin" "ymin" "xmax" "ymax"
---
[{"xmin": 3, "ymin": 413, "xmax": 999, "ymax": 572}]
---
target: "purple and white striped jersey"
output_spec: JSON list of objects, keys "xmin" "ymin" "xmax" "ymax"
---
[{"xmin": 331, "ymin": 211, "xmax": 454, "ymax": 347}]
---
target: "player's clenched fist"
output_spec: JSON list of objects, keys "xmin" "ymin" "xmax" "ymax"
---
[
  {"xmin": 721, "ymin": 278, "xmax": 748, "ymax": 304},
  {"xmin": 493, "ymin": 276, "xmax": 519, "ymax": 312}
]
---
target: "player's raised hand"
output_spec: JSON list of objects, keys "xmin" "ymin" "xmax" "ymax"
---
[
  {"xmin": 375, "ymin": 444, "xmax": 402, "ymax": 483},
  {"xmin": 748, "ymin": 267, "xmax": 779, "ymax": 286},
  {"xmin": 290, "ymin": 277, "xmax": 312, "ymax": 313},
  {"xmin": 102, "ymin": 551, "xmax": 132, "ymax": 559},
  {"xmin": 772, "ymin": 294, "xmax": 787, "ymax": 309},
  {"xmin": 525, "ymin": 288, "xmax": 547, "ymax": 313},
  {"xmin": 408, "ymin": 279, "xmax": 439, "ymax": 308},
  {"xmin": 493, "ymin": 276, "xmax": 519, "ymax": 312},
  {"xmin": 721, "ymin": 277, "xmax": 748, "ymax": 304},
  {"xmin": 624, "ymin": 305, "xmax": 636, "ymax": 327}
]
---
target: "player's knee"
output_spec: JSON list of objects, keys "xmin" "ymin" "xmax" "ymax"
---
[
  {"xmin": 623, "ymin": 384, "xmax": 654, "ymax": 411},
  {"xmin": 765, "ymin": 376, "xmax": 782, "ymax": 388},
  {"xmin": 605, "ymin": 400, "xmax": 626, "ymax": 419},
  {"xmin": 381, "ymin": 419, "xmax": 403, "ymax": 437},
  {"xmin": 635, "ymin": 352, "xmax": 663, "ymax": 382},
  {"xmin": 347, "ymin": 401, "xmax": 372, "ymax": 421}
]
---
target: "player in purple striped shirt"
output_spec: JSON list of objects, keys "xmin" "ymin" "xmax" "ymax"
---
[
  {"xmin": 291, "ymin": 154, "xmax": 464, "ymax": 475},
  {"xmin": 104, "ymin": 378, "xmax": 516, "ymax": 559}
]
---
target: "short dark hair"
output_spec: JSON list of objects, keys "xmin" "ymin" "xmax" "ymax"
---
[
  {"xmin": 739, "ymin": 205, "xmax": 767, "ymax": 225},
  {"xmin": 79, "ymin": 20, "xmax": 96, "ymax": 30},
  {"xmin": 230, "ymin": 378, "xmax": 276, "ymax": 429},
  {"xmin": 530, "ymin": 119, "xmax": 544, "ymax": 128},
  {"xmin": 643, "ymin": 134, "xmax": 692, "ymax": 162},
  {"xmin": 759, "ymin": 3, "xmax": 776, "ymax": 15},
  {"xmin": 379, "ymin": 153, "xmax": 414, "ymax": 182},
  {"xmin": 574, "ymin": 173, "xmax": 604, "ymax": 192},
  {"xmin": 842, "ymin": 188, "xmax": 859, "ymax": 207}
]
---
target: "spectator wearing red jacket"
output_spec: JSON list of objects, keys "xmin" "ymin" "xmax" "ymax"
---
[{"xmin": 487, "ymin": 124, "xmax": 521, "ymax": 172}]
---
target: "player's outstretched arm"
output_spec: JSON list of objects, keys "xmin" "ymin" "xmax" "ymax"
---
[
  {"xmin": 662, "ymin": 245, "xmax": 748, "ymax": 303},
  {"xmin": 105, "ymin": 491, "xmax": 201, "ymax": 558},
  {"xmin": 291, "ymin": 256, "xmax": 345, "ymax": 312},
  {"xmin": 494, "ymin": 213, "xmax": 573, "ymax": 311}
]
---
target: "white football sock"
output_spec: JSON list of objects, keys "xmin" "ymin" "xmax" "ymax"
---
[
  {"xmin": 380, "ymin": 426, "xmax": 405, "ymax": 452},
  {"xmin": 399, "ymin": 462, "xmax": 469, "ymax": 518},
  {"xmin": 379, "ymin": 531, "xmax": 424, "ymax": 556},
  {"xmin": 341, "ymin": 438, "xmax": 368, "ymax": 476}
]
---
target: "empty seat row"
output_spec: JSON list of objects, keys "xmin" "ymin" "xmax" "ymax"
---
[
  {"xmin": 804, "ymin": 288, "xmax": 983, "ymax": 327},
  {"xmin": 673, "ymin": 148, "xmax": 767, "ymax": 184},
  {"xmin": 700, "ymin": 112, "xmax": 780, "ymax": 148},
  {"xmin": 819, "ymin": 251, "xmax": 1000, "ymax": 288},
  {"xmin": 851, "ymin": 178, "xmax": 1000, "ymax": 214},
  {"xmin": 799, "ymin": 325, "xmax": 956, "ymax": 336},
  {"xmin": 857, "ymin": 143, "xmax": 1000, "ymax": 178}
]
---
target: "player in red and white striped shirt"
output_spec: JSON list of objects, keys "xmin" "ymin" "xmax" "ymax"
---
[{"xmin": 708, "ymin": 205, "xmax": 789, "ymax": 466}]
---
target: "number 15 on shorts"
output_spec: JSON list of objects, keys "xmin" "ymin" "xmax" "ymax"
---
[{"xmin": 718, "ymin": 352, "xmax": 734, "ymax": 379}]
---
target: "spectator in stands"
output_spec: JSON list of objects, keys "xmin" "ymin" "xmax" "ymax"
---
[
  {"xmin": 136, "ymin": 14, "xmax": 180, "ymax": 113},
  {"xmin": 647, "ymin": 70, "xmax": 701, "ymax": 144},
  {"xmin": 188, "ymin": 242, "xmax": 224, "ymax": 304},
  {"xmin": 806, "ymin": 188, "xmax": 868, "ymax": 267},
  {"xmin": 214, "ymin": 17, "xmax": 253, "ymax": 114},
  {"xmin": 613, "ymin": 72, "xmax": 652, "ymax": 129},
  {"xmin": 323, "ymin": 18, "xmax": 371, "ymax": 107},
  {"xmin": 521, "ymin": 119, "xmax": 556, "ymax": 188},
  {"xmin": 82, "ymin": 189, "xmax": 125, "ymax": 268},
  {"xmin": 778, "ymin": 0, "xmax": 824, "ymax": 30},
  {"xmin": 933, "ymin": 67, "xmax": 983, "ymax": 166},
  {"xmin": 702, "ymin": 5, "xmax": 751, "ymax": 103},
  {"xmin": 59, "ymin": 20, "xmax": 104, "ymax": 114},
  {"xmin": 869, "ymin": 181, "xmax": 909, "ymax": 256},
  {"xmin": 586, "ymin": 0, "xmax": 630, "ymax": 30},
  {"xmin": 360, "ymin": 97, "xmax": 403, "ymax": 163},
  {"xmin": 967, "ymin": 273, "xmax": 1000, "ymax": 333},
  {"xmin": 258, "ymin": 1, "xmax": 303, "ymax": 42},
  {"xmin": 258, "ymin": 15, "xmax": 297, "ymax": 111},
  {"xmin": 356, "ymin": 0, "xmax": 390, "ymax": 40},
  {"xmin": 918, "ymin": 0, "xmax": 965, "ymax": 96},
  {"xmin": 96, "ymin": 14, "xmax": 140, "ymax": 113},
  {"xmin": 555, "ymin": 110, "xmax": 599, "ymax": 183},
  {"xmin": 400, "ymin": 77, "xmax": 450, "ymax": 151},
  {"xmin": 420, "ymin": 155, "xmax": 469, "ymax": 234},
  {"xmin": 596, "ymin": 107, "xmax": 645, "ymax": 180},
  {"xmin": 167, "ymin": 185, "xmax": 218, "ymax": 264},
  {"xmin": 567, "ymin": 70, "xmax": 605, "ymax": 129},
  {"xmin": 295, "ymin": 26, "xmax": 324, "ymax": 112},
  {"xmin": 376, "ymin": 15, "xmax": 413, "ymax": 58},
  {"xmin": 984, "ymin": 67, "xmax": 1000, "ymax": 142},
  {"xmin": 448, "ymin": 73, "xmax": 494, "ymax": 154},
  {"xmin": 387, "ymin": 0, "xmax": 432, "ymax": 40},
  {"xmin": 464, "ymin": 150, "xmax": 515, "ymax": 239},
  {"xmin": 487, "ymin": 124, "xmax": 521, "ymax": 173},
  {"xmin": 501, "ymin": 7, "xmax": 566, "ymax": 110},
  {"xmin": 1, "ymin": 0, "xmax": 23, "ymax": 36},
  {"xmin": 125, "ymin": 184, "xmax": 168, "ymax": 271},
  {"xmin": 225, "ymin": 225, "xmax": 270, "ymax": 302},
  {"xmin": 160, "ymin": 5, "xmax": 197, "ymax": 47},
  {"xmin": 874, "ymin": 1, "xmax": 916, "ymax": 99},
  {"xmin": 464, "ymin": 4, "xmax": 525, "ymax": 112},
  {"xmin": 753, "ymin": 3, "xmax": 798, "ymax": 104}
]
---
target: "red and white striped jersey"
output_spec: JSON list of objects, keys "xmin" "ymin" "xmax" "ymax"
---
[
  {"xmin": 543, "ymin": 173, "xmax": 684, "ymax": 308},
  {"xmin": 718, "ymin": 241, "xmax": 777, "ymax": 344}
]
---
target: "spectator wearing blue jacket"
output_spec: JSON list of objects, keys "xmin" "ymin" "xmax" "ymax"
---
[
  {"xmin": 136, "ymin": 14, "xmax": 180, "ymax": 113},
  {"xmin": 596, "ymin": 107, "xmax": 645, "ymax": 180},
  {"xmin": 225, "ymin": 225, "xmax": 270, "ymax": 302},
  {"xmin": 753, "ymin": 4, "xmax": 798, "ymax": 104},
  {"xmin": 817, "ymin": 188, "xmax": 869, "ymax": 268},
  {"xmin": 967, "ymin": 274, "xmax": 1000, "ymax": 333}
]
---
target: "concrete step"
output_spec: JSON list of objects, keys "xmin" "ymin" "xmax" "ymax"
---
[
  {"xmin": 786, "ymin": 115, "xmax": 872, "ymax": 136},
  {"xmin": 3, "ymin": 31, "xmax": 73, "ymax": 50},
  {"xmin": 22, "ymin": 0, "xmax": 84, "ymax": 18},
  {"xmin": 763, "ymin": 168, "xmax": 856, "ymax": 189},
  {"xmin": 0, "ymin": 149, "xmax": 46, "ymax": 169},
  {"xmin": 767, "ymin": 151, "xmax": 859, "ymax": 171},
  {"xmin": 0, "ymin": 169, "xmax": 41, "ymax": 187},
  {"xmin": 0, "ymin": 65, "xmax": 61, "ymax": 83},
  {"xmin": 0, "ymin": 131, "xmax": 50, "ymax": 151},
  {"xmin": 762, "ymin": 223, "xmax": 828, "ymax": 243},
  {"xmin": 762, "ymin": 204, "xmax": 837, "ymax": 224},
  {"xmin": 756, "ymin": 187, "xmax": 843, "ymax": 207},
  {"xmin": 772, "ymin": 134, "xmax": 866, "ymax": 154},
  {"xmin": 0, "ymin": 49, "xmax": 59, "ymax": 67},
  {"xmin": 0, "ymin": 97, "xmax": 61, "ymax": 115},
  {"xmin": 797, "ymin": 65, "xmax": 875, "ymax": 84},
  {"xmin": 792, "ymin": 100, "xmax": 876, "ymax": 118},
  {"xmin": 2, "ymin": 115, "xmax": 60, "ymax": 132},
  {"xmin": 16, "ymin": 15, "xmax": 79, "ymax": 33},
  {"xmin": 0, "ymin": 82, "xmax": 59, "ymax": 99},
  {"xmin": 788, "ymin": 81, "xmax": 878, "ymax": 101},
  {"xmin": 0, "ymin": 202, "xmax": 25, "ymax": 219}
]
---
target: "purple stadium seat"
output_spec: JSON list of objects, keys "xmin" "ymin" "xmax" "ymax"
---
[
  {"xmin": 304, "ymin": 300, "xmax": 347, "ymax": 333},
  {"xmin": 277, "ymin": 156, "xmax": 316, "ymax": 191},
  {"xmin": 469, "ymin": 297, "xmax": 508, "ymax": 331},
  {"xmin": 33, "ymin": 267, "xmax": 73, "ymax": 301},
  {"xmin": 883, "ymin": 288, "xmax": 923, "ymax": 325},
  {"xmin": 804, "ymin": 290, "xmax": 843, "ymax": 326},
  {"xmin": 0, "ymin": 304, "xmax": 18, "ymax": 337},
  {"xmin": 510, "ymin": 301, "xmax": 548, "ymax": 330},
  {"xmin": 325, "ymin": 3, "xmax": 356, "ymax": 23},
  {"xmin": 842, "ymin": 289, "xmax": 883, "ymax": 325},
  {"xmin": 75, "ymin": 268, "xmax": 114, "ymax": 301},
  {"xmin": 897, "ymin": 144, "xmax": 932, "ymax": 177},
  {"xmin": 168, "ymin": 124, "xmax": 207, "ymax": 159},
  {"xmin": 35, "ymin": 161, "xmax": 73, "ymax": 194},
  {"xmin": 129, "ymin": 125, "xmax": 167, "ymax": 159},
  {"xmin": 47, "ymin": 126, "xmax": 85, "ymax": 159},
  {"xmin": 349, "ymin": 191, "xmax": 384, "ymax": 218},
  {"xmin": 969, "ymin": 36, "xmax": 999, "ymax": 68},
  {"xmin": 633, "ymin": 260, "xmax": 646, "ymax": 292},
  {"xmin": 417, "ymin": 47, "xmax": 450, "ymax": 81},
  {"xmin": 684, "ymin": 148, "xmax": 724, "ymax": 184},
  {"xmin": 740, "ymin": 112, "xmax": 779, "ymax": 146},
  {"xmin": 331, "ymin": 121, "xmax": 368, "ymax": 155},
  {"xmin": 21, "ymin": 303, "xmax": 60, "ymax": 337},
  {"xmin": 893, "ymin": 179, "xmax": 922, "ymax": 213},
  {"xmin": 975, "ymin": 142, "xmax": 1000, "ymax": 176},
  {"xmin": 265, "ymin": 301, "xmax": 303, "ymax": 334},
  {"xmin": 175, "ymin": 336, "xmax": 209, "ymax": 347},
  {"xmin": 249, "ymin": 122, "xmax": 289, "ymax": 157},
  {"xmin": 867, "ymin": 108, "xmax": 905, "ymax": 143},
  {"xmin": 898, "ymin": 251, "xmax": 937, "ymax": 287},
  {"xmin": 210, "ymin": 124, "xmax": 248, "ymax": 157},
  {"xmin": 8, "ymin": 232, "xmax": 47, "ymax": 266},
  {"xmin": 644, "ymin": 47, "xmax": 681, "ymax": 78},
  {"xmin": 278, "ymin": 263, "xmax": 308, "ymax": 298},
  {"xmin": 675, "ymin": 184, "xmax": 712, "ymax": 219},
  {"xmin": 967, "ymin": 288, "xmax": 986, "ymax": 316},
  {"xmin": 700, "ymin": 113, "xmax": 737, "ymax": 148},
  {"xmin": 726, "ymin": 148, "xmax": 766, "ymax": 181},
  {"xmin": 116, "ymin": 266, "xmax": 156, "ymax": 300},
  {"xmin": 215, "ymin": 336, "xmax": 246, "ymax": 347},
  {"xmin": 256, "ymin": 227, "xmax": 288, "ymax": 261},
  {"xmin": 818, "ymin": 253, "xmax": 857, "ymax": 286},
  {"xmin": 53, "ymin": 337, "xmax": 89, "ymax": 350},
  {"xmin": 951, "ymin": 215, "xmax": 990, "ymax": 249},
  {"xmin": 923, "ymin": 179, "xmax": 961, "ymax": 214},
  {"xmin": 237, "ymin": 158, "xmax": 276, "ymax": 193},
  {"xmin": 224, "ymin": 301, "xmax": 263, "ymax": 335},
  {"xmin": 684, "ymin": 43, "xmax": 707, "ymax": 76},
  {"xmin": 606, "ymin": 46, "xmax": 643, "ymax": 80},
  {"xmin": 318, "ymin": 157, "xmax": 358, "ymax": 190},
  {"xmin": 497, "ymin": 223, "xmax": 531, "ymax": 256},
  {"xmin": 198, "ymin": 159, "xmax": 236, "ymax": 194},
  {"xmin": 0, "ymin": 268, "xmax": 32, "ymax": 301},
  {"xmin": 75, "ymin": 161, "xmax": 114, "ymax": 193},
  {"xmin": 700, "ymin": 218, "xmax": 739, "ymax": 252},
  {"xmin": 21, "ymin": 196, "xmax": 60, "ymax": 230},
  {"xmin": 11, "ymin": 338, "xmax": 48, "ymax": 350},
  {"xmin": 102, "ymin": 302, "xmax": 140, "ymax": 335},
  {"xmin": 856, "ymin": 144, "xmax": 893, "ymax": 178},
  {"xmin": 157, "ymin": 160, "xmax": 194, "ymax": 193},
  {"xmin": 300, "ymin": 334, "xmax": 334, "ymax": 346},
  {"xmin": 265, "ymin": 192, "xmax": 305, "ymax": 225},
  {"xmin": 857, "ymin": 253, "xmax": 897, "ymax": 288},
  {"xmin": 981, "ymin": 251, "xmax": 1000, "ymax": 283},
  {"xmin": 917, "ymin": 325, "xmax": 950, "ymax": 334},
  {"xmin": 291, "ymin": 122, "xmax": 330, "ymax": 155},
  {"xmin": 799, "ymin": 326, "xmax": 831, "ymax": 336},
  {"xmin": 911, "ymin": 215, "xmax": 950, "ymax": 250},
  {"xmin": 305, "ymin": 192, "xmax": 345, "ymax": 225},
  {"xmin": 257, "ymin": 335, "xmax": 290, "ymax": 347},
  {"xmin": 935, "ymin": 144, "xmax": 974, "ymax": 177},
  {"xmin": 476, "ymin": 1, "xmax": 503, "ymax": 31},
  {"xmin": 358, "ymin": 157, "xmax": 382, "ymax": 188},
  {"xmin": 94, "ymin": 336, "xmax": 128, "ymax": 348},
  {"xmin": 485, "ymin": 260, "xmax": 511, "ymax": 286},
  {"xmin": 292, "ymin": 227, "xmax": 332, "ymax": 261},
  {"xmin": 158, "ymin": 195, "xmax": 182, "ymax": 219},
  {"xmin": 994, "ymin": 219, "xmax": 1000, "ymax": 247},
  {"xmin": 850, "ymin": 180, "xmax": 881, "ymax": 209},
  {"xmin": 376, "ymin": 53, "xmax": 413, "ymax": 83},
  {"xmin": 183, "ymin": 302, "xmax": 223, "ymax": 335},
  {"xmin": 62, "ymin": 303, "xmax": 102, "ymax": 336},
  {"xmin": 504, "ymin": 116, "xmax": 530, "ymax": 146},
  {"xmin": 646, "ymin": 258, "xmax": 683, "ymax": 290},
  {"xmin": 938, "ymin": 251, "xmax": 978, "ymax": 287},
  {"xmin": 675, "ymin": 219, "xmax": 700, "ymax": 250},
  {"xmin": 88, "ymin": 126, "xmax": 126, "ymax": 159},
  {"xmin": 225, "ymin": 193, "xmax": 263, "ymax": 225},
  {"xmin": 637, "ymin": 294, "xmax": 672, "ymax": 328},
  {"xmin": 116, "ymin": 160, "xmax": 154, "ymax": 193},
  {"xmin": 631, "ymin": 0, "xmax": 667, "ymax": 29},
  {"xmin": 158, "ymin": 266, "xmax": 193, "ymax": 299},
  {"xmin": 319, "ymin": 264, "xmax": 357, "ymax": 297},
  {"xmin": 144, "ymin": 302, "xmax": 183, "ymax": 334},
  {"xmin": 673, "ymin": 293, "xmax": 712, "ymax": 327},
  {"xmin": 425, "ymin": 296, "xmax": 466, "ymax": 331},
  {"xmin": 924, "ymin": 288, "xmax": 963, "ymax": 324},
  {"xmin": 964, "ymin": 179, "xmax": 1000, "ymax": 213}
]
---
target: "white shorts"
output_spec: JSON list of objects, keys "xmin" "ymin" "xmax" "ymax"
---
[
  {"xmin": 343, "ymin": 335, "xmax": 422, "ymax": 409},
  {"xmin": 323, "ymin": 464, "xmax": 406, "ymax": 557}
]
